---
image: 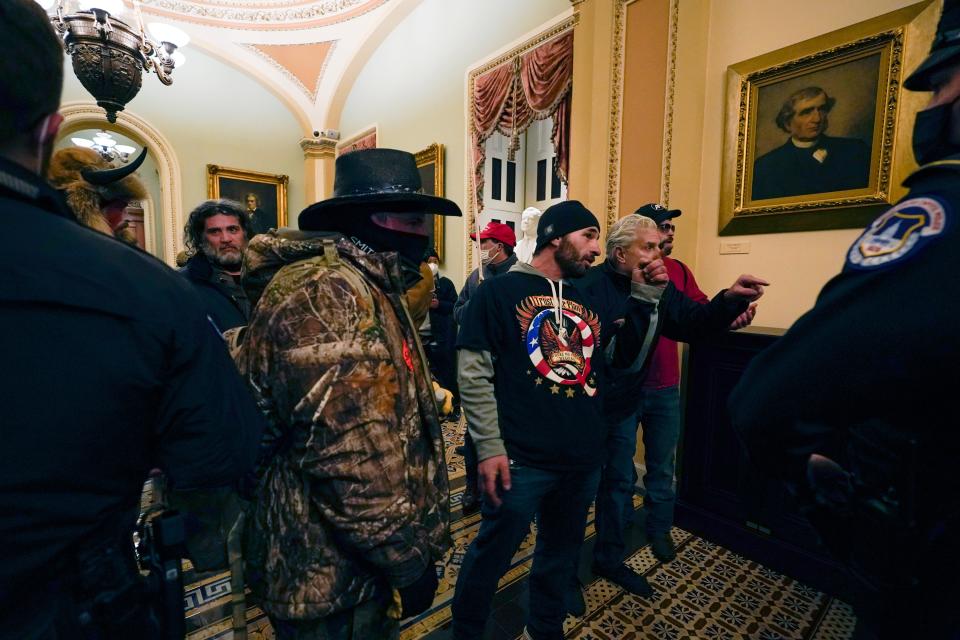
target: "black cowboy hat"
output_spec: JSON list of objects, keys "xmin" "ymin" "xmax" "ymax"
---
[
  {"xmin": 299, "ymin": 148, "xmax": 461, "ymax": 229},
  {"xmin": 904, "ymin": 0, "xmax": 960, "ymax": 91}
]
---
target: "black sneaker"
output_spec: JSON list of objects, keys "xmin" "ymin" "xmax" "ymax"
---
[
  {"xmin": 565, "ymin": 578, "xmax": 586, "ymax": 617},
  {"xmin": 592, "ymin": 563, "xmax": 653, "ymax": 598},
  {"xmin": 649, "ymin": 534, "xmax": 676, "ymax": 562},
  {"xmin": 461, "ymin": 486, "xmax": 480, "ymax": 515}
]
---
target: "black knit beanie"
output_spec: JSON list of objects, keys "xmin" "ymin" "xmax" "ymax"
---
[{"xmin": 535, "ymin": 200, "xmax": 601, "ymax": 251}]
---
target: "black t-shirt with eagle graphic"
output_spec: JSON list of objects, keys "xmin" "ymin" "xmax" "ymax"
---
[{"xmin": 457, "ymin": 269, "xmax": 632, "ymax": 471}]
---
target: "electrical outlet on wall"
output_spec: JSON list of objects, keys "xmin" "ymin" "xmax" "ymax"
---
[{"xmin": 719, "ymin": 240, "xmax": 751, "ymax": 254}]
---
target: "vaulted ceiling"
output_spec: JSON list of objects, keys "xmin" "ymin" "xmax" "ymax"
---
[{"xmin": 134, "ymin": 0, "xmax": 422, "ymax": 134}]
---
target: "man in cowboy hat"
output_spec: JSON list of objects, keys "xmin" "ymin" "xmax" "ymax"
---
[
  {"xmin": 0, "ymin": 1, "xmax": 263, "ymax": 636},
  {"xmin": 730, "ymin": 1, "xmax": 960, "ymax": 637},
  {"xmin": 233, "ymin": 148, "xmax": 458, "ymax": 638}
]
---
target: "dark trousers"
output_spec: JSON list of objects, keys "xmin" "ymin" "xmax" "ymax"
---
[
  {"xmin": 269, "ymin": 589, "xmax": 398, "ymax": 640},
  {"xmin": 451, "ymin": 464, "xmax": 600, "ymax": 640},
  {"xmin": 593, "ymin": 386, "xmax": 681, "ymax": 570},
  {"xmin": 593, "ymin": 410, "xmax": 641, "ymax": 571}
]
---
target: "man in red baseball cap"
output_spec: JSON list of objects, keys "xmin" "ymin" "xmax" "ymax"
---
[
  {"xmin": 453, "ymin": 221, "xmax": 518, "ymax": 514},
  {"xmin": 457, "ymin": 222, "xmax": 517, "ymax": 325}
]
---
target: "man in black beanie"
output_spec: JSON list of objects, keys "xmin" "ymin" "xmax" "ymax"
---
[{"xmin": 452, "ymin": 200, "xmax": 668, "ymax": 639}]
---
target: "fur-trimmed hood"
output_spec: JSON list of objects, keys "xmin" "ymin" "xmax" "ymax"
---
[{"xmin": 46, "ymin": 147, "xmax": 147, "ymax": 242}]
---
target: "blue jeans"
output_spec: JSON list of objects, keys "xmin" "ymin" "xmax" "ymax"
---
[
  {"xmin": 593, "ymin": 385, "xmax": 681, "ymax": 569},
  {"xmin": 451, "ymin": 464, "xmax": 600, "ymax": 640}
]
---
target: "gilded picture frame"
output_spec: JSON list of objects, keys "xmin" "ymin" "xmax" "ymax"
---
[
  {"xmin": 206, "ymin": 164, "xmax": 289, "ymax": 232},
  {"xmin": 414, "ymin": 143, "xmax": 446, "ymax": 263},
  {"xmin": 719, "ymin": 2, "xmax": 936, "ymax": 235}
]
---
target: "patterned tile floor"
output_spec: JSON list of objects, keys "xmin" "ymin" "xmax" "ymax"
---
[{"xmin": 173, "ymin": 415, "xmax": 857, "ymax": 639}]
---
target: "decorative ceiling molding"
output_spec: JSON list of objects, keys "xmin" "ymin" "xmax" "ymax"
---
[
  {"xmin": 249, "ymin": 41, "xmax": 337, "ymax": 102},
  {"xmin": 300, "ymin": 136, "xmax": 338, "ymax": 159},
  {"xmin": 187, "ymin": 1, "xmax": 326, "ymax": 7},
  {"xmin": 137, "ymin": 0, "xmax": 389, "ymax": 30}
]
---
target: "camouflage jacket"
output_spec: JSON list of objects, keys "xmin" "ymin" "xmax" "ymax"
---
[{"xmin": 232, "ymin": 230, "xmax": 450, "ymax": 620}]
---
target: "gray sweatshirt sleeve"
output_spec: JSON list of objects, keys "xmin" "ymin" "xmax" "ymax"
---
[
  {"xmin": 604, "ymin": 281, "xmax": 664, "ymax": 373},
  {"xmin": 457, "ymin": 348, "xmax": 506, "ymax": 461}
]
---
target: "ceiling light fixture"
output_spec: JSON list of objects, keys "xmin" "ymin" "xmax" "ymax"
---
[
  {"xmin": 71, "ymin": 130, "xmax": 138, "ymax": 163},
  {"xmin": 43, "ymin": 0, "xmax": 189, "ymax": 123}
]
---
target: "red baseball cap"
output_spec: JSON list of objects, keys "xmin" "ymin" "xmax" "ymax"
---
[{"xmin": 470, "ymin": 222, "xmax": 516, "ymax": 247}]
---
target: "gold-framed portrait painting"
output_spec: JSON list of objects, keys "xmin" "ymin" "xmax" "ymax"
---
[
  {"xmin": 719, "ymin": 2, "xmax": 937, "ymax": 235},
  {"xmin": 414, "ymin": 142, "xmax": 446, "ymax": 263},
  {"xmin": 206, "ymin": 165, "xmax": 289, "ymax": 234}
]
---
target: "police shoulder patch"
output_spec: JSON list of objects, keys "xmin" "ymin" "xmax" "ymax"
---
[{"xmin": 845, "ymin": 196, "xmax": 949, "ymax": 270}]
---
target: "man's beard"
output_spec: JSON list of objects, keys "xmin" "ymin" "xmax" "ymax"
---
[
  {"xmin": 203, "ymin": 243, "xmax": 243, "ymax": 270},
  {"xmin": 556, "ymin": 236, "xmax": 589, "ymax": 279}
]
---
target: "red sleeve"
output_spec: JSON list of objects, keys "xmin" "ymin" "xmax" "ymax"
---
[{"xmin": 682, "ymin": 263, "xmax": 709, "ymax": 304}]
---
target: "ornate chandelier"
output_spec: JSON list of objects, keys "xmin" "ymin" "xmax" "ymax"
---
[
  {"xmin": 40, "ymin": 0, "xmax": 189, "ymax": 123},
  {"xmin": 71, "ymin": 130, "xmax": 138, "ymax": 163}
]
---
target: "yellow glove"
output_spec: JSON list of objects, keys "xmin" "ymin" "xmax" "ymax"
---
[{"xmin": 432, "ymin": 381, "xmax": 454, "ymax": 416}]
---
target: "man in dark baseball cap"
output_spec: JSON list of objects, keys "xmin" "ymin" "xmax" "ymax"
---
[
  {"xmin": 633, "ymin": 202, "xmax": 681, "ymax": 226},
  {"xmin": 634, "ymin": 202, "xmax": 682, "ymax": 257}
]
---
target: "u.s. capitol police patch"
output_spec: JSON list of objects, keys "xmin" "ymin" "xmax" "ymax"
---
[{"xmin": 846, "ymin": 196, "xmax": 949, "ymax": 270}]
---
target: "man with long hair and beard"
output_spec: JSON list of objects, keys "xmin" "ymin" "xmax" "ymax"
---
[{"xmin": 181, "ymin": 199, "xmax": 255, "ymax": 332}]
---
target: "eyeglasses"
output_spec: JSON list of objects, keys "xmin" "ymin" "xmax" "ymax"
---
[{"xmin": 658, "ymin": 223, "xmax": 675, "ymax": 232}]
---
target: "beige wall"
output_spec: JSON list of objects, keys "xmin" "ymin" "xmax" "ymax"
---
[
  {"xmin": 676, "ymin": 0, "xmax": 927, "ymax": 329},
  {"xmin": 60, "ymin": 45, "xmax": 307, "ymax": 255},
  {"xmin": 338, "ymin": 0, "xmax": 570, "ymax": 285},
  {"xmin": 619, "ymin": 0, "xmax": 671, "ymax": 214}
]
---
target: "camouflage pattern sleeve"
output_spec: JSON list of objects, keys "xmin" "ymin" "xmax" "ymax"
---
[{"xmin": 239, "ymin": 257, "xmax": 433, "ymax": 588}]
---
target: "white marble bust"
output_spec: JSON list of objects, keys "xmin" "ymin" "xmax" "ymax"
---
[{"xmin": 515, "ymin": 206, "xmax": 542, "ymax": 263}]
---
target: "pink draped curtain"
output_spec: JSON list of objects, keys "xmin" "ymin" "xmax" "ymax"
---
[{"xmin": 471, "ymin": 31, "xmax": 573, "ymax": 214}]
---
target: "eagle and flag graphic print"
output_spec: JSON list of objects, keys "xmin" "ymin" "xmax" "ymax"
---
[
  {"xmin": 456, "ymin": 270, "xmax": 616, "ymax": 470},
  {"xmin": 516, "ymin": 295, "xmax": 601, "ymax": 397}
]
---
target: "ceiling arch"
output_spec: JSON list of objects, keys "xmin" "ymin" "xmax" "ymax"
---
[{"xmin": 133, "ymin": 0, "xmax": 424, "ymax": 134}]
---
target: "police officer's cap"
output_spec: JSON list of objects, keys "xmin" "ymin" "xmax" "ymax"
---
[{"xmin": 905, "ymin": 0, "xmax": 960, "ymax": 91}]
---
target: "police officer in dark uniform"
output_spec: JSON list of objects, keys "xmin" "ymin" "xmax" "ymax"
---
[
  {"xmin": 729, "ymin": 2, "xmax": 960, "ymax": 638},
  {"xmin": 0, "ymin": 2, "xmax": 263, "ymax": 637}
]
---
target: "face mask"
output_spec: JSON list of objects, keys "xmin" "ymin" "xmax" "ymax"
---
[
  {"xmin": 428, "ymin": 262, "xmax": 439, "ymax": 277},
  {"xmin": 479, "ymin": 245, "xmax": 500, "ymax": 265},
  {"xmin": 912, "ymin": 102, "xmax": 959, "ymax": 165}
]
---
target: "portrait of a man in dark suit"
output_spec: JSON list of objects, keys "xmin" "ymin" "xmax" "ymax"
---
[
  {"xmin": 244, "ymin": 192, "xmax": 271, "ymax": 235},
  {"xmin": 751, "ymin": 86, "xmax": 871, "ymax": 200}
]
